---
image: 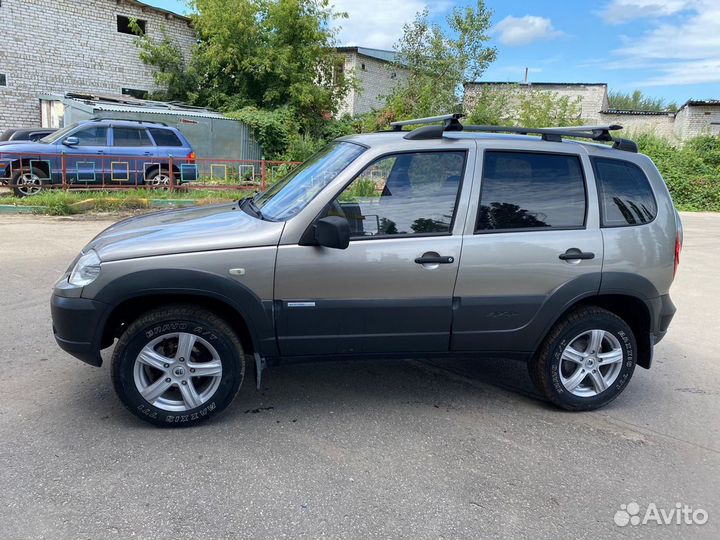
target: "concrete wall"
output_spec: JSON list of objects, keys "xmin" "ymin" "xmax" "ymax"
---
[
  {"xmin": 337, "ymin": 53, "xmax": 409, "ymax": 117},
  {"xmin": 0, "ymin": 0, "xmax": 195, "ymax": 132},
  {"xmin": 464, "ymin": 83, "xmax": 609, "ymax": 123}
]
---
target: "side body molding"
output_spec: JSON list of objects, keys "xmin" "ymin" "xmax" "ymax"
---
[{"xmin": 92, "ymin": 268, "xmax": 278, "ymax": 357}]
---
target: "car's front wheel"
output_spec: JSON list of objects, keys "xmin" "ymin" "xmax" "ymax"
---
[
  {"xmin": 529, "ymin": 306, "xmax": 637, "ymax": 411},
  {"xmin": 10, "ymin": 168, "xmax": 48, "ymax": 197},
  {"xmin": 111, "ymin": 304, "xmax": 245, "ymax": 426}
]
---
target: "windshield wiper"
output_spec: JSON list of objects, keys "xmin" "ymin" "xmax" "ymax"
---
[{"xmin": 240, "ymin": 197, "xmax": 266, "ymax": 221}]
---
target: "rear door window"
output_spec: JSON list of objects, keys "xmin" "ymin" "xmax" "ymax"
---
[
  {"xmin": 148, "ymin": 128, "xmax": 183, "ymax": 147},
  {"xmin": 113, "ymin": 127, "xmax": 152, "ymax": 147},
  {"xmin": 591, "ymin": 157, "xmax": 657, "ymax": 227},
  {"xmin": 476, "ymin": 151, "xmax": 586, "ymax": 232}
]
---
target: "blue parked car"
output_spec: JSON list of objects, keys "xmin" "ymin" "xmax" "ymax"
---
[{"xmin": 0, "ymin": 119, "xmax": 197, "ymax": 196}]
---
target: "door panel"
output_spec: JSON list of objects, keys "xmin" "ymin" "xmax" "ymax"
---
[
  {"xmin": 451, "ymin": 149, "xmax": 602, "ymax": 353},
  {"xmin": 275, "ymin": 236, "xmax": 462, "ymax": 355},
  {"xmin": 451, "ymin": 229, "xmax": 602, "ymax": 352},
  {"xmin": 274, "ymin": 149, "xmax": 470, "ymax": 357}
]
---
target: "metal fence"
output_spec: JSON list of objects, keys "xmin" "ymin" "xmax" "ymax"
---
[{"xmin": 0, "ymin": 151, "xmax": 301, "ymax": 192}]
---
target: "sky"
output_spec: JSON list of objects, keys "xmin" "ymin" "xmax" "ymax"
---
[{"xmin": 144, "ymin": 0, "xmax": 720, "ymax": 104}]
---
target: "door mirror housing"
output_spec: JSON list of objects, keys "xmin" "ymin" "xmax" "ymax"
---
[
  {"xmin": 62, "ymin": 136, "xmax": 79, "ymax": 147},
  {"xmin": 314, "ymin": 216, "xmax": 350, "ymax": 249}
]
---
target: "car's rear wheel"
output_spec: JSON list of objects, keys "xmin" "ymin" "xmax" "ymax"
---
[
  {"xmin": 10, "ymin": 168, "xmax": 48, "ymax": 197},
  {"xmin": 145, "ymin": 167, "xmax": 178, "ymax": 188},
  {"xmin": 111, "ymin": 304, "xmax": 245, "ymax": 426},
  {"xmin": 528, "ymin": 306, "xmax": 637, "ymax": 411}
]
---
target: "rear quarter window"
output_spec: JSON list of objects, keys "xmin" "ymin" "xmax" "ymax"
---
[
  {"xmin": 149, "ymin": 128, "xmax": 184, "ymax": 147},
  {"xmin": 591, "ymin": 157, "xmax": 657, "ymax": 227}
]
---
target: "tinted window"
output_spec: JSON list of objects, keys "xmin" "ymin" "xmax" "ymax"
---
[
  {"xmin": 591, "ymin": 157, "xmax": 657, "ymax": 227},
  {"xmin": 477, "ymin": 152, "xmax": 585, "ymax": 231},
  {"xmin": 113, "ymin": 127, "xmax": 152, "ymax": 147},
  {"xmin": 149, "ymin": 128, "xmax": 183, "ymax": 147},
  {"xmin": 326, "ymin": 151, "xmax": 466, "ymax": 237},
  {"xmin": 73, "ymin": 127, "xmax": 107, "ymax": 146}
]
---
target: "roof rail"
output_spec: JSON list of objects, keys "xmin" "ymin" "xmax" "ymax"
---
[
  {"xmin": 391, "ymin": 114, "xmax": 638, "ymax": 152},
  {"xmin": 89, "ymin": 117, "xmax": 168, "ymax": 127},
  {"xmin": 390, "ymin": 113, "xmax": 463, "ymax": 132}
]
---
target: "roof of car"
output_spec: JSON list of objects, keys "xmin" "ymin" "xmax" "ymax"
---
[
  {"xmin": 338, "ymin": 130, "xmax": 616, "ymax": 152},
  {"xmin": 85, "ymin": 119, "xmax": 175, "ymax": 129}
]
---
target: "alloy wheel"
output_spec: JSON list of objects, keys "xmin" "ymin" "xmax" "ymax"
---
[
  {"xmin": 133, "ymin": 332, "xmax": 223, "ymax": 411},
  {"xmin": 559, "ymin": 329, "xmax": 624, "ymax": 397}
]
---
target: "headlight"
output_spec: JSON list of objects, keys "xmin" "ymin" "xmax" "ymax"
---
[{"xmin": 68, "ymin": 250, "xmax": 101, "ymax": 287}]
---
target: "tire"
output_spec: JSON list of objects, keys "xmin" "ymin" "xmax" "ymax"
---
[
  {"xmin": 144, "ymin": 167, "xmax": 179, "ymax": 188},
  {"xmin": 528, "ymin": 306, "xmax": 637, "ymax": 411},
  {"xmin": 111, "ymin": 304, "xmax": 245, "ymax": 427},
  {"xmin": 10, "ymin": 168, "xmax": 48, "ymax": 197}
]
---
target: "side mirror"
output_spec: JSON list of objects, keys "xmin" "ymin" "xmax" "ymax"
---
[
  {"xmin": 314, "ymin": 216, "xmax": 350, "ymax": 249},
  {"xmin": 63, "ymin": 136, "xmax": 79, "ymax": 146}
]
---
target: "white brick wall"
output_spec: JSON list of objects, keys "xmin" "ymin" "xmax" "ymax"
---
[
  {"xmin": 0, "ymin": 0, "xmax": 195, "ymax": 132},
  {"xmin": 598, "ymin": 112, "xmax": 678, "ymax": 141},
  {"xmin": 337, "ymin": 53, "xmax": 409, "ymax": 117},
  {"xmin": 464, "ymin": 83, "xmax": 609, "ymax": 124}
]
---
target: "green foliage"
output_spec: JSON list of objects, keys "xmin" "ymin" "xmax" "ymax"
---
[
  {"xmin": 608, "ymin": 89, "xmax": 677, "ymax": 112},
  {"xmin": 133, "ymin": 0, "xmax": 354, "ymax": 158},
  {"xmin": 135, "ymin": 27, "xmax": 198, "ymax": 102},
  {"xmin": 636, "ymin": 134, "xmax": 720, "ymax": 211},
  {"xmin": 375, "ymin": 1, "xmax": 496, "ymax": 126},
  {"xmin": 465, "ymin": 84, "xmax": 582, "ymax": 127}
]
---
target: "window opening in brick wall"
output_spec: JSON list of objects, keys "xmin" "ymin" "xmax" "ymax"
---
[
  {"xmin": 0, "ymin": 73, "xmax": 6, "ymax": 87},
  {"xmin": 117, "ymin": 15, "xmax": 146, "ymax": 35}
]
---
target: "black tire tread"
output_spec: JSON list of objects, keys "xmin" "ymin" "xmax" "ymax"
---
[
  {"xmin": 110, "ymin": 303, "xmax": 244, "ymax": 427},
  {"xmin": 529, "ymin": 305, "xmax": 633, "ymax": 411}
]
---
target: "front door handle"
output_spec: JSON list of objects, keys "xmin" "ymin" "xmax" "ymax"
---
[
  {"xmin": 415, "ymin": 255, "xmax": 455, "ymax": 264},
  {"xmin": 559, "ymin": 248, "xmax": 595, "ymax": 261}
]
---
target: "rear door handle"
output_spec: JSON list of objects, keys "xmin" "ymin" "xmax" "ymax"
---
[
  {"xmin": 415, "ymin": 255, "xmax": 455, "ymax": 264},
  {"xmin": 559, "ymin": 249, "xmax": 595, "ymax": 261}
]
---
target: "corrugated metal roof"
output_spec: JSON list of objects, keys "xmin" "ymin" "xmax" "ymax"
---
[
  {"xmin": 93, "ymin": 103, "xmax": 230, "ymax": 120},
  {"xmin": 602, "ymin": 109, "xmax": 674, "ymax": 116},
  {"xmin": 465, "ymin": 81, "xmax": 608, "ymax": 87},
  {"xmin": 336, "ymin": 47, "xmax": 398, "ymax": 64}
]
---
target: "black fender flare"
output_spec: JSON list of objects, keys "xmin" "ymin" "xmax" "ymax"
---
[{"xmin": 93, "ymin": 268, "xmax": 278, "ymax": 357}]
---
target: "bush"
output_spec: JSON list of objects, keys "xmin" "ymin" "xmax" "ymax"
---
[{"xmin": 637, "ymin": 134, "xmax": 720, "ymax": 211}]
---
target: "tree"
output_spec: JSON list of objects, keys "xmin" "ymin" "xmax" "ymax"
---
[
  {"xmin": 134, "ymin": 0, "xmax": 351, "ymax": 133},
  {"xmin": 608, "ymin": 89, "xmax": 677, "ymax": 112},
  {"xmin": 375, "ymin": 1, "xmax": 496, "ymax": 126}
]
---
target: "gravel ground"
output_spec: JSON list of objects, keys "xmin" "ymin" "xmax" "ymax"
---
[{"xmin": 0, "ymin": 212, "xmax": 718, "ymax": 539}]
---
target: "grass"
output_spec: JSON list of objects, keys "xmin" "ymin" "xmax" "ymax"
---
[{"xmin": 0, "ymin": 188, "xmax": 255, "ymax": 215}]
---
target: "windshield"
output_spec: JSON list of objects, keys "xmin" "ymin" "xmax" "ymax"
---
[
  {"xmin": 41, "ymin": 123, "xmax": 80, "ymax": 143},
  {"xmin": 253, "ymin": 142, "xmax": 365, "ymax": 221}
]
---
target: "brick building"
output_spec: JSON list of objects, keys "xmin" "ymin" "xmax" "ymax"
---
[
  {"xmin": 463, "ymin": 81, "xmax": 720, "ymax": 142},
  {"xmin": 336, "ymin": 47, "xmax": 409, "ymax": 117},
  {"xmin": 0, "ymin": 0, "xmax": 196, "ymax": 132}
]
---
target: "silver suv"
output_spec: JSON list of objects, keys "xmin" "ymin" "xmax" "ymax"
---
[{"xmin": 51, "ymin": 115, "xmax": 682, "ymax": 426}]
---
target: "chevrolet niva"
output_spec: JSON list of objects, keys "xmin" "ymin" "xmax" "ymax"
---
[{"xmin": 51, "ymin": 115, "xmax": 682, "ymax": 426}]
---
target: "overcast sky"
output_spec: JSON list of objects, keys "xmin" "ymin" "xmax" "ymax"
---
[{"xmin": 145, "ymin": 0, "xmax": 720, "ymax": 103}]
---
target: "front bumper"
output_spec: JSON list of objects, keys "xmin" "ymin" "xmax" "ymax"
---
[{"xmin": 51, "ymin": 293, "xmax": 110, "ymax": 367}]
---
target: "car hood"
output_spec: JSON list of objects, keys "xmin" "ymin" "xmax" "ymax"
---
[
  {"xmin": 0, "ymin": 141, "xmax": 47, "ymax": 149},
  {"xmin": 86, "ymin": 202, "xmax": 286, "ymax": 262}
]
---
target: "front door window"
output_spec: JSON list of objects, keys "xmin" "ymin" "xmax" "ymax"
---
[{"xmin": 324, "ymin": 151, "xmax": 466, "ymax": 238}]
